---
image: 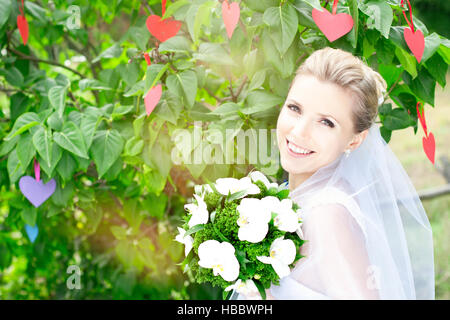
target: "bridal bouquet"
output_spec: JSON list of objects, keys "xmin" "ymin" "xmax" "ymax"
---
[{"xmin": 175, "ymin": 170, "xmax": 305, "ymax": 300}]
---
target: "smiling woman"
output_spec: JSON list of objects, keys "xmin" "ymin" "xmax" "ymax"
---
[{"xmin": 235, "ymin": 47, "xmax": 435, "ymax": 300}]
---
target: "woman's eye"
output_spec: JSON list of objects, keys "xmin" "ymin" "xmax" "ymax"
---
[
  {"xmin": 287, "ymin": 104, "xmax": 300, "ymax": 112},
  {"xmin": 322, "ymin": 119, "xmax": 335, "ymax": 128}
]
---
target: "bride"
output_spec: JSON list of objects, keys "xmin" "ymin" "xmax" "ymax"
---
[{"xmin": 232, "ymin": 47, "xmax": 435, "ymax": 300}]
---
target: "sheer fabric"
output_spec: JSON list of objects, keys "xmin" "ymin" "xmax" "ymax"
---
[{"xmin": 231, "ymin": 123, "xmax": 434, "ymax": 300}]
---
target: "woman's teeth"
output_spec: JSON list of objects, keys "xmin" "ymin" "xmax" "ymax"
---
[{"xmin": 287, "ymin": 141, "xmax": 314, "ymax": 155}]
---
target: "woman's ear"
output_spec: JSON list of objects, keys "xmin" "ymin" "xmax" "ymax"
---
[{"xmin": 347, "ymin": 129, "xmax": 369, "ymax": 152}]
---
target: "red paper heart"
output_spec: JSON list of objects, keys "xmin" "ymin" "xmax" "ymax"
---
[
  {"xmin": 146, "ymin": 15, "xmax": 182, "ymax": 43},
  {"xmin": 312, "ymin": 8, "xmax": 353, "ymax": 42},
  {"xmin": 416, "ymin": 102, "xmax": 427, "ymax": 136},
  {"xmin": 404, "ymin": 27, "xmax": 424, "ymax": 62},
  {"xmin": 144, "ymin": 84, "xmax": 162, "ymax": 116},
  {"xmin": 17, "ymin": 15, "xmax": 29, "ymax": 45},
  {"xmin": 422, "ymin": 132, "xmax": 435, "ymax": 165},
  {"xmin": 222, "ymin": 0, "xmax": 240, "ymax": 39}
]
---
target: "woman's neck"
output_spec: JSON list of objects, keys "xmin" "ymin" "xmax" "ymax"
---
[{"xmin": 288, "ymin": 171, "xmax": 315, "ymax": 192}]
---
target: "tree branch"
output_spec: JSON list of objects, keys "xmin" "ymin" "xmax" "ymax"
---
[{"xmin": 7, "ymin": 47, "xmax": 85, "ymax": 78}]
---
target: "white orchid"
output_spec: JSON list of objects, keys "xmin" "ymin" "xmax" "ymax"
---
[
  {"xmin": 198, "ymin": 240, "xmax": 240, "ymax": 282},
  {"xmin": 249, "ymin": 171, "xmax": 278, "ymax": 190},
  {"xmin": 236, "ymin": 198, "xmax": 272, "ymax": 243},
  {"xmin": 225, "ymin": 279, "xmax": 261, "ymax": 299},
  {"xmin": 215, "ymin": 177, "xmax": 260, "ymax": 198},
  {"xmin": 184, "ymin": 193, "xmax": 209, "ymax": 228},
  {"xmin": 257, "ymin": 236, "xmax": 297, "ymax": 279},
  {"xmin": 194, "ymin": 184, "xmax": 214, "ymax": 197},
  {"xmin": 260, "ymin": 196, "xmax": 299, "ymax": 233},
  {"xmin": 175, "ymin": 227, "xmax": 193, "ymax": 256}
]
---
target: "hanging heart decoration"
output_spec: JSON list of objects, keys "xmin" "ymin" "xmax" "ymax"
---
[
  {"xmin": 146, "ymin": 0, "xmax": 182, "ymax": 43},
  {"xmin": 25, "ymin": 224, "xmax": 39, "ymax": 243},
  {"xmin": 400, "ymin": 0, "xmax": 424, "ymax": 63},
  {"xmin": 17, "ymin": 0, "xmax": 29, "ymax": 45},
  {"xmin": 142, "ymin": 52, "xmax": 162, "ymax": 117},
  {"xmin": 222, "ymin": 0, "xmax": 240, "ymax": 39},
  {"xmin": 312, "ymin": 0, "xmax": 354, "ymax": 42},
  {"xmin": 416, "ymin": 102, "xmax": 435, "ymax": 165},
  {"xmin": 19, "ymin": 160, "xmax": 56, "ymax": 207}
]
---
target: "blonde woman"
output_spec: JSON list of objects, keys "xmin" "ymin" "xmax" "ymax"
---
[{"xmin": 233, "ymin": 47, "xmax": 434, "ymax": 300}]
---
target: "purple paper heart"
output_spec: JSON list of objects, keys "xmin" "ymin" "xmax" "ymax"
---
[{"xmin": 19, "ymin": 176, "xmax": 56, "ymax": 208}]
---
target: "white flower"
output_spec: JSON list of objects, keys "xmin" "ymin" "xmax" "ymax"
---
[
  {"xmin": 215, "ymin": 177, "xmax": 260, "ymax": 198},
  {"xmin": 194, "ymin": 184, "xmax": 214, "ymax": 197},
  {"xmin": 225, "ymin": 279, "xmax": 261, "ymax": 299},
  {"xmin": 175, "ymin": 227, "xmax": 193, "ymax": 256},
  {"xmin": 198, "ymin": 240, "xmax": 240, "ymax": 282},
  {"xmin": 257, "ymin": 236, "xmax": 297, "ymax": 279},
  {"xmin": 249, "ymin": 171, "xmax": 278, "ymax": 189},
  {"xmin": 236, "ymin": 198, "xmax": 271, "ymax": 243},
  {"xmin": 184, "ymin": 194, "xmax": 209, "ymax": 228},
  {"xmin": 260, "ymin": 197, "xmax": 299, "ymax": 233}
]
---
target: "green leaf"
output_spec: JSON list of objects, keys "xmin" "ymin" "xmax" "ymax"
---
[
  {"xmin": 56, "ymin": 151, "xmax": 77, "ymax": 183},
  {"xmin": 166, "ymin": 70, "xmax": 198, "ymax": 108},
  {"xmin": 16, "ymin": 132, "xmax": 36, "ymax": 170},
  {"xmin": 395, "ymin": 46, "xmax": 417, "ymax": 78},
  {"xmin": 38, "ymin": 143, "xmax": 62, "ymax": 177},
  {"xmin": 184, "ymin": 224, "xmax": 205, "ymax": 238},
  {"xmin": 21, "ymin": 207, "xmax": 38, "ymax": 226},
  {"xmin": 158, "ymin": 36, "xmax": 192, "ymax": 53},
  {"xmin": 0, "ymin": 135, "xmax": 19, "ymax": 157},
  {"xmin": 5, "ymin": 112, "xmax": 41, "ymax": 140},
  {"xmin": 0, "ymin": 67, "xmax": 24, "ymax": 87},
  {"xmin": 32, "ymin": 126, "xmax": 53, "ymax": 167},
  {"xmin": 0, "ymin": 0, "xmax": 12, "ymax": 29},
  {"xmin": 79, "ymin": 79, "xmax": 113, "ymax": 91},
  {"xmin": 124, "ymin": 136, "xmax": 144, "ymax": 156},
  {"xmin": 424, "ymin": 53, "xmax": 447, "ymax": 88},
  {"xmin": 193, "ymin": 43, "xmax": 236, "ymax": 66},
  {"xmin": 53, "ymin": 121, "xmax": 89, "ymax": 159},
  {"xmin": 408, "ymin": 68, "xmax": 436, "ymax": 106},
  {"xmin": 263, "ymin": 3, "xmax": 298, "ymax": 55},
  {"xmin": 92, "ymin": 43, "xmax": 123, "ymax": 63},
  {"xmin": 111, "ymin": 226, "xmax": 128, "ymax": 240},
  {"xmin": 48, "ymin": 86, "xmax": 67, "ymax": 118},
  {"xmin": 383, "ymin": 108, "xmax": 415, "ymax": 131},
  {"xmin": 226, "ymin": 190, "xmax": 247, "ymax": 202},
  {"xmin": 90, "ymin": 129, "xmax": 124, "ymax": 179},
  {"xmin": 242, "ymin": 90, "xmax": 284, "ymax": 114},
  {"xmin": 80, "ymin": 113, "xmax": 101, "ymax": 149},
  {"xmin": 359, "ymin": 0, "xmax": 393, "ymax": 38},
  {"xmin": 193, "ymin": 0, "xmax": 216, "ymax": 44},
  {"xmin": 254, "ymin": 280, "xmax": 267, "ymax": 300},
  {"xmin": 127, "ymin": 25, "xmax": 150, "ymax": 51},
  {"xmin": 422, "ymin": 32, "xmax": 441, "ymax": 63},
  {"xmin": 7, "ymin": 149, "xmax": 24, "ymax": 185}
]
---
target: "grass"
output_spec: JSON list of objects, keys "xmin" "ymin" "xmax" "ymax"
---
[{"xmin": 388, "ymin": 72, "xmax": 450, "ymax": 299}]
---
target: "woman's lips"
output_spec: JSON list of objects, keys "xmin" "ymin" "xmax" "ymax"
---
[{"xmin": 286, "ymin": 138, "xmax": 315, "ymax": 158}]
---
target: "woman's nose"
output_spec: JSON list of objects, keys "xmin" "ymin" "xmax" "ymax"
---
[{"xmin": 290, "ymin": 117, "xmax": 312, "ymax": 140}]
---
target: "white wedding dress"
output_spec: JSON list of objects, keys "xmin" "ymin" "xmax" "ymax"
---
[
  {"xmin": 234, "ymin": 186, "xmax": 380, "ymax": 300},
  {"xmin": 231, "ymin": 124, "xmax": 435, "ymax": 300}
]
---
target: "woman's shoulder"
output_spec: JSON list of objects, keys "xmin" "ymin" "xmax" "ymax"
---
[{"xmin": 299, "ymin": 186, "xmax": 368, "ymax": 238}]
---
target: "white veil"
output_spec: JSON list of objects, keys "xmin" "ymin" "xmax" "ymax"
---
[{"xmin": 285, "ymin": 122, "xmax": 435, "ymax": 299}]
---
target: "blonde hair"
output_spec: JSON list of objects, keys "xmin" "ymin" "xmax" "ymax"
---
[{"xmin": 289, "ymin": 47, "xmax": 387, "ymax": 134}]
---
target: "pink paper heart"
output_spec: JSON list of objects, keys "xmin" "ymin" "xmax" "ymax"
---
[
  {"xmin": 416, "ymin": 102, "xmax": 427, "ymax": 136},
  {"xmin": 404, "ymin": 27, "xmax": 424, "ymax": 63},
  {"xmin": 222, "ymin": 0, "xmax": 240, "ymax": 39},
  {"xmin": 19, "ymin": 176, "xmax": 56, "ymax": 208},
  {"xmin": 146, "ymin": 15, "xmax": 182, "ymax": 43},
  {"xmin": 17, "ymin": 15, "xmax": 29, "ymax": 45},
  {"xmin": 312, "ymin": 8, "xmax": 354, "ymax": 42},
  {"xmin": 144, "ymin": 84, "xmax": 162, "ymax": 116},
  {"xmin": 422, "ymin": 132, "xmax": 435, "ymax": 165}
]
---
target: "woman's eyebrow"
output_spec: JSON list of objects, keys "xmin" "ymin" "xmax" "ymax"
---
[{"xmin": 287, "ymin": 99, "xmax": 339, "ymax": 124}]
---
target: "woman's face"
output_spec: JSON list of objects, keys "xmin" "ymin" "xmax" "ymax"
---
[{"xmin": 276, "ymin": 74, "xmax": 365, "ymax": 183}]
